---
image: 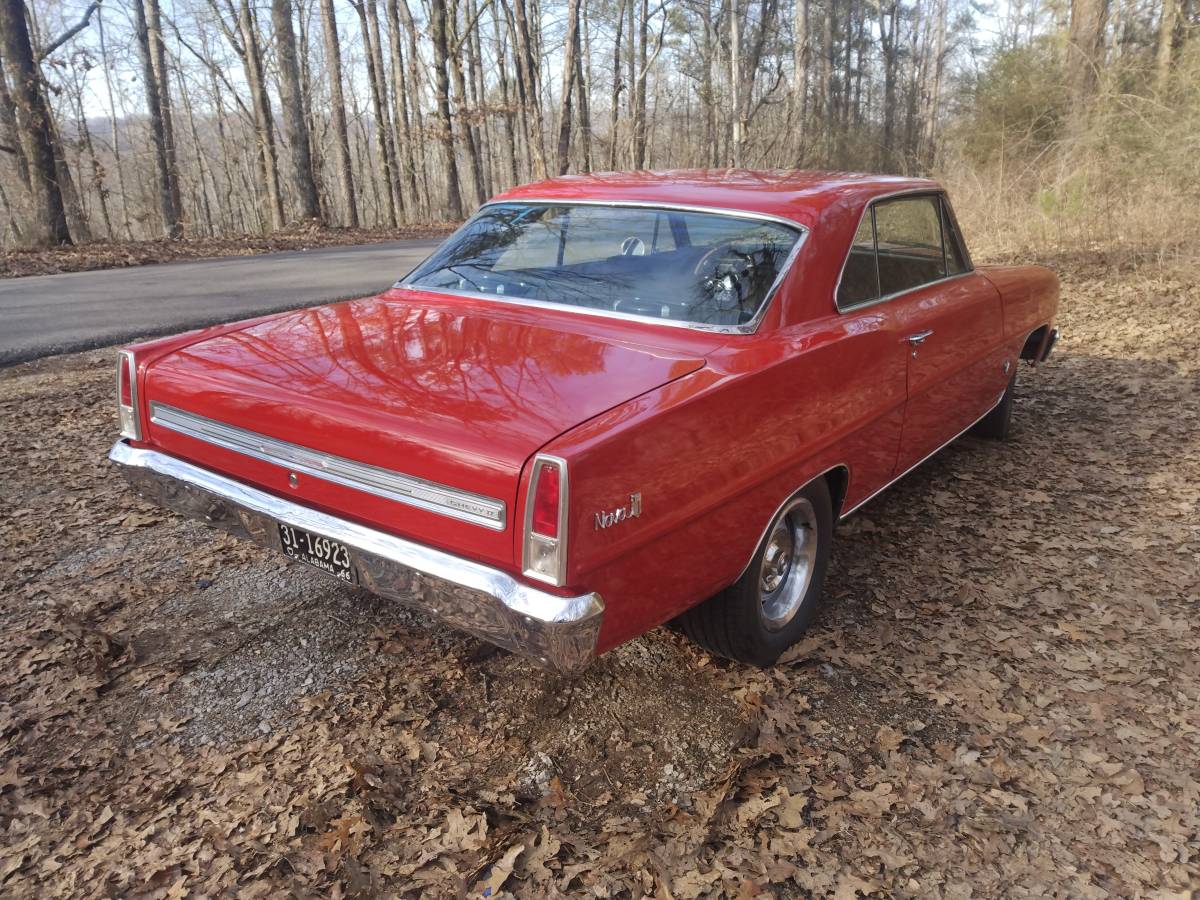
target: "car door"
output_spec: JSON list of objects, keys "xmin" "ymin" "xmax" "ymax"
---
[{"xmin": 867, "ymin": 194, "xmax": 1006, "ymax": 473}]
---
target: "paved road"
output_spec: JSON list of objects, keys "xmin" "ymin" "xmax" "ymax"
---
[{"xmin": 0, "ymin": 238, "xmax": 443, "ymax": 365}]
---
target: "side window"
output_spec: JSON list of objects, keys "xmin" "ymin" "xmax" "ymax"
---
[
  {"xmin": 940, "ymin": 197, "xmax": 970, "ymax": 275},
  {"xmin": 836, "ymin": 213, "xmax": 879, "ymax": 308},
  {"xmin": 873, "ymin": 196, "xmax": 946, "ymax": 295}
]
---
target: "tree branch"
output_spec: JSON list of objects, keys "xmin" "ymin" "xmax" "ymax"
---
[{"xmin": 39, "ymin": 0, "xmax": 105, "ymax": 61}]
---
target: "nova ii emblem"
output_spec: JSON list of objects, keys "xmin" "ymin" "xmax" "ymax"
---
[{"xmin": 594, "ymin": 492, "xmax": 643, "ymax": 530}]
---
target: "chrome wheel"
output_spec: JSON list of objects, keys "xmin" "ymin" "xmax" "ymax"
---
[{"xmin": 758, "ymin": 497, "xmax": 819, "ymax": 631}]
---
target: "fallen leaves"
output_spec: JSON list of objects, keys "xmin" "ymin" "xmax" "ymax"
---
[{"xmin": 0, "ymin": 260, "xmax": 1198, "ymax": 896}]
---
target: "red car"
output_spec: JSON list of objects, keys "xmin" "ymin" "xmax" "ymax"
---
[{"xmin": 110, "ymin": 171, "xmax": 1059, "ymax": 673}]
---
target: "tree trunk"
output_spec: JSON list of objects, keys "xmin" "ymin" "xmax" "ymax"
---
[
  {"xmin": 320, "ymin": 0, "xmax": 358, "ymax": 226},
  {"xmin": 398, "ymin": 0, "xmax": 430, "ymax": 215},
  {"xmin": 0, "ymin": 45, "xmax": 31, "ymax": 192},
  {"xmin": 820, "ymin": 0, "xmax": 833, "ymax": 157},
  {"xmin": 239, "ymin": 0, "xmax": 285, "ymax": 230},
  {"xmin": 511, "ymin": 0, "xmax": 548, "ymax": 179},
  {"xmin": 133, "ymin": 0, "xmax": 180, "ymax": 238},
  {"xmin": 1067, "ymin": 0, "xmax": 1108, "ymax": 102},
  {"xmin": 96, "ymin": 7, "xmax": 133, "ymax": 238},
  {"xmin": 467, "ymin": 0, "xmax": 494, "ymax": 194},
  {"xmin": 271, "ymin": 0, "xmax": 322, "ymax": 222},
  {"xmin": 352, "ymin": 0, "xmax": 398, "ymax": 225},
  {"xmin": 607, "ymin": 0, "xmax": 626, "ymax": 170},
  {"xmin": 577, "ymin": 0, "xmax": 593, "ymax": 170},
  {"xmin": 1155, "ymin": 0, "xmax": 1179, "ymax": 91},
  {"xmin": 492, "ymin": 1, "xmax": 520, "ymax": 186},
  {"xmin": 0, "ymin": 0, "xmax": 71, "ymax": 245},
  {"xmin": 730, "ymin": 0, "xmax": 743, "ymax": 166},
  {"xmin": 145, "ymin": 0, "xmax": 183, "ymax": 232},
  {"xmin": 878, "ymin": 0, "xmax": 899, "ymax": 170},
  {"xmin": 555, "ymin": 0, "xmax": 581, "ymax": 174},
  {"xmin": 632, "ymin": 0, "xmax": 649, "ymax": 168},
  {"xmin": 792, "ymin": 0, "xmax": 810, "ymax": 159},
  {"xmin": 384, "ymin": 0, "xmax": 420, "ymax": 213},
  {"xmin": 447, "ymin": 0, "xmax": 486, "ymax": 205},
  {"xmin": 429, "ymin": 0, "xmax": 465, "ymax": 217}
]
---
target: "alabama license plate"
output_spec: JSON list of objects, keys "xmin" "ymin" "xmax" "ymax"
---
[{"xmin": 278, "ymin": 522, "xmax": 357, "ymax": 583}]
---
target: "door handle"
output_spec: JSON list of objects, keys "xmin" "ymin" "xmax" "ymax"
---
[{"xmin": 907, "ymin": 330, "xmax": 934, "ymax": 345}]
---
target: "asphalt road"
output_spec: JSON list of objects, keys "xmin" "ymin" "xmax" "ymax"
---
[{"xmin": 0, "ymin": 238, "xmax": 444, "ymax": 366}]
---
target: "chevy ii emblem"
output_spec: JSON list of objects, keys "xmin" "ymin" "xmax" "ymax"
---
[{"xmin": 594, "ymin": 492, "xmax": 642, "ymax": 530}]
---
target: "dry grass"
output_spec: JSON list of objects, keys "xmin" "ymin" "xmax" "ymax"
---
[{"xmin": 943, "ymin": 53, "xmax": 1200, "ymax": 271}]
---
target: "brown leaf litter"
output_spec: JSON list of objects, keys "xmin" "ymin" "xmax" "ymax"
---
[{"xmin": 0, "ymin": 258, "xmax": 1197, "ymax": 896}]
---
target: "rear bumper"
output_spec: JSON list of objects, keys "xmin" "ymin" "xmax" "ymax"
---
[{"xmin": 108, "ymin": 441, "xmax": 603, "ymax": 674}]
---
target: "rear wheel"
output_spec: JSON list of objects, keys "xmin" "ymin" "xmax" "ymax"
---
[
  {"xmin": 973, "ymin": 367, "xmax": 1018, "ymax": 440},
  {"xmin": 678, "ymin": 478, "xmax": 833, "ymax": 666}
]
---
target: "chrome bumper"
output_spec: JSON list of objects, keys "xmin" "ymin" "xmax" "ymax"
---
[{"xmin": 108, "ymin": 441, "xmax": 603, "ymax": 674}]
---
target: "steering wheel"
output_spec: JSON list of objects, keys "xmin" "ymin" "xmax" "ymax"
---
[
  {"xmin": 620, "ymin": 236, "xmax": 646, "ymax": 257},
  {"xmin": 693, "ymin": 241, "xmax": 757, "ymax": 312}
]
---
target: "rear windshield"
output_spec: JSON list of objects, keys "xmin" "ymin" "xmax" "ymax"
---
[{"xmin": 402, "ymin": 203, "xmax": 802, "ymax": 328}]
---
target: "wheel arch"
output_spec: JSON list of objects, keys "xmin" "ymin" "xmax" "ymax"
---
[
  {"xmin": 1020, "ymin": 324, "xmax": 1051, "ymax": 360},
  {"xmin": 733, "ymin": 464, "xmax": 848, "ymax": 583}
]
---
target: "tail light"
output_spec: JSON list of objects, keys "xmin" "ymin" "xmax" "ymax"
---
[
  {"xmin": 116, "ymin": 349, "xmax": 142, "ymax": 440},
  {"xmin": 522, "ymin": 455, "xmax": 568, "ymax": 586}
]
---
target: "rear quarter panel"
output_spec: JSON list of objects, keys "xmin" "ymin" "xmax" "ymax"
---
[
  {"xmin": 544, "ymin": 312, "xmax": 907, "ymax": 652},
  {"xmin": 977, "ymin": 264, "xmax": 1060, "ymax": 343}
]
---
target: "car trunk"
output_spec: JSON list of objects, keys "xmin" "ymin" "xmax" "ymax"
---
[{"xmin": 140, "ymin": 291, "xmax": 706, "ymax": 569}]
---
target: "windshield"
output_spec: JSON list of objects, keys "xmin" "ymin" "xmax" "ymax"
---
[{"xmin": 401, "ymin": 203, "xmax": 802, "ymax": 328}]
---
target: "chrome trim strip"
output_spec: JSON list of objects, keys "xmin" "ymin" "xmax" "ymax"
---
[
  {"xmin": 833, "ymin": 189, "xmax": 976, "ymax": 314},
  {"xmin": 149, "ymin": 403, "xmax": 507, "ymax": 531},
  {"xmin": 839, "ymin": 389, "xmax": 1006, "ymax": 519},
  {"xmin": 394, "ymin": 199, "xmax": 809, "ymax": 336},
  {"xmin": 478, "ymin": 197, "xmax": 807, "ymax": 230},
  {"xmin": 108, "ymin": 441, "xmax": 603, "ymax": 674}
]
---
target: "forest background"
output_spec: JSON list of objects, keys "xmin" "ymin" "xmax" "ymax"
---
[{"xmin": 0, "ymin": 0, "xmax": 1196, "ymax": 267}]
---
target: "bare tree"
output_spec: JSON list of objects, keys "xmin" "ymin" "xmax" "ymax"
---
[
  {"xmin": 556, "ymin": 0, "xmax": 582, "ymax": 173},
  {"xmin": 320, "ymin": 0, "xmax": 358, "ymax": 226},
  {"xmin": 510, "ymin": 0, "xmax": 548, "ymax": 179},
  {"xmin": 271, "ymin": 0, "xmax": 322, "ymax": 221},
  {"xmin": 0, "ymin": 0, "xmax": 72, "ymax": 245},
  {"xmin": 1067, "ymin": 0, "xmax": 1108, "ymax": 102},
  {"xmin": 429, "ymin": 0, "xmax": 465, "ymax": 217},
  {"xmin": 132, "ymin": 0, "xmax": 181, "ymax": 237}
]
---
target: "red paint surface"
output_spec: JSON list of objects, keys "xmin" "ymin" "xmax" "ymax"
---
[{"xmin": 124, "ymin": 172, "xmax": 1059, "ymax": 653}]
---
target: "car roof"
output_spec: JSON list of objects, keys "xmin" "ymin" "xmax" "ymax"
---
[{"xmin": 489, "ymin": 169, "xmax": 941, "ymax": 228}]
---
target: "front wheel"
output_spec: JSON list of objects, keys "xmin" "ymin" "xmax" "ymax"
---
[
  {"xmin": 973, "ymin": 367, "xmax": 1018, "ymax": 440},
  {"xmin": 678, "ymin": 478, "xmax": 833, "ymax": 666}
]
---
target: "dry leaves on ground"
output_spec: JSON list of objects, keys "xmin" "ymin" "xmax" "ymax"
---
[{"xmin": 0, "ymin": 258, "xmax": 1197, "ymax": 897}]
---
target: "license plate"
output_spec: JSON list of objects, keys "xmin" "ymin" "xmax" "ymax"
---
[{"xmin": 278, "ymin": 523, "xmax": 357, "ymax": 583}]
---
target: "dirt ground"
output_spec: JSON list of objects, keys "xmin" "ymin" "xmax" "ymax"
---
[
  {"xmin": 1, "ymin": 260, "xmax": 1197, "ymax": 897},
  {"xmin": 0, "ymin": 224, "xmax": 457, "ymax": 279}
]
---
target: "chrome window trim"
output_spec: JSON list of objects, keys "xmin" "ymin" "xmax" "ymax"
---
[
  {"xmin": 394, "ymin": 199, "xmax": 809, "ymax": 336},
  {"xmin": 149, "ymin": 402, "xmax": 507, "ymax": 530},
  {"xmin": 833, "ymin": 189, "xmax": 975, "ymax": 314},
  {"xmin": 521, "ymin": 453, "xmax": 570, "ymax": 587}
]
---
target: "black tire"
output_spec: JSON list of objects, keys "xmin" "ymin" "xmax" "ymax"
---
[
  {"xmin": 973, "ymin": 368, "xmax": 1018, "ymax": 440},
  {"xmin": 678, "ymin": 477, "xmax": 833, "ymax": 667}
]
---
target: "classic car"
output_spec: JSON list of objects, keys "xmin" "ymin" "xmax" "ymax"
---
[{"xmin": 109, "ymin": 171, "xmax": 1059, "ymax": 674}]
